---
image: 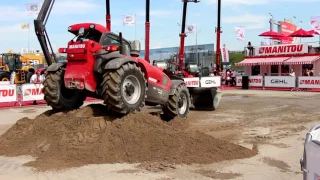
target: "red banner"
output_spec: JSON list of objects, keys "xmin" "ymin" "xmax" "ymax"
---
[{"xmin": 280, "ymin": 21, "xmax": 298, "ymax": 44}]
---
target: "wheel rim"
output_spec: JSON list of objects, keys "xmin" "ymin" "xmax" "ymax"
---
[
  {"xmin": 122, "ymin": 75, "xmax": 141, "ymax": 104},
  {"xmin": 1, "ymin": 77, "xmax": 9, "ymax": 81},
  {"xmin": 178, "ymin": 93, "xmax": 188, "ymax": 114}
]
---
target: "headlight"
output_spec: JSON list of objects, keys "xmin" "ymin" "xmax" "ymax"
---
[
  {"xmin": 90, "ymin": 24, "xmax": 95, "ymax": 29},
  {"xmin": 68, "ymin": 26, "xmax": 72, "ymax": 31}
]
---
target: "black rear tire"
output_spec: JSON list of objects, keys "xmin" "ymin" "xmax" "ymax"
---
[
  {"xmin": 0, "ymin": 72, "xmax": 10, "ymax": 81},
  {"xmin": 162, "ymin": 84, "xmax": 190, "ymax": 121},
  {"xmin": 43, "ymin": 68, "xmax": 86, "ymax": 111},
  {"xmin": 101, "ymin": 63, "xmax": 147, "ymax": 114}
]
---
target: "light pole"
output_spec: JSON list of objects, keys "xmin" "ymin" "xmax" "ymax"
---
[{"xmin": 195, "ymin": 28, "xmax": 201, "ymax": 66}]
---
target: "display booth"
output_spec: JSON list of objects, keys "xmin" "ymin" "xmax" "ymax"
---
[{"xmin": 236, "ymin": 43, "xmax": 320, "ymax": 76}]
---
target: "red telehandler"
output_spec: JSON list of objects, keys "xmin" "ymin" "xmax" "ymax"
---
[
  {"xmin": 154, "ymin": 0, "xmax": 222, "ymax": 110},
  {"xmin": 34, "ymin": 0, "xmax": 191, "ymax": 120}
]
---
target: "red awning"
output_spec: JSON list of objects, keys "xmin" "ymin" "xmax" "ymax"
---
[
  {"xmin": 235, "ymin": 58, "xmax": 261, "ymax": 66},
  {"xmin": 258, "ymin": 57, "xmax": 291, "ymax": 65},
  {"xmin": 283, "ymin": 56, "xmax": 320, "ymax": 65}
]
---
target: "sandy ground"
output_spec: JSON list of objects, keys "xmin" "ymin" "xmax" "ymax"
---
[{"xmin": 0, "ymin": 89, "xmax": 319, "ymax": 180}]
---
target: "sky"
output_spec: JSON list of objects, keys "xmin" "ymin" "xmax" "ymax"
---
[{"xmin": 1, "ymin": 0, "xmax": 320, "ymax": 53}]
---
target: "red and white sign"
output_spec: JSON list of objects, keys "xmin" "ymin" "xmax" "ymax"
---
[
  {"xmin": 298, "ymin": 76, "xmax": 320, "ymax": 88},
  {"xmin": 264, "ymin": 76, "xmax": 295, "ymax": 88},
  {"xmin": 200, "ymin": 76, "xmax": 221, "ymax": 87},
  {"xmin": 21, "ymin": 83, "xmax": 44, "ymax": 101},
  {"xmin": 255, "ymin": 43, "xmax": 308, "ymax": 56},
  {"xmin": 280, "ymin": 21, "xmax": 298, "ymax": 44},
  {"xmin": 236, "ymin": 76, "xmax": 263, "ymax": 87},
  {"xmin": 0, "ymin": 84, "xmax": 17, "ymax": 103},
  {"xmin": 183, "ymin": 77, "xmax": 200, "ymax": 87},
  {"xmin": 221, "ymin": 44, "xmax": 229, "ymax": 63}
]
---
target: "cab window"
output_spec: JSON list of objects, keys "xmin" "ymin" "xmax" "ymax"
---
[{"xmin": 100, "ymin": 33, "xmax": 131, "ymax": 55}]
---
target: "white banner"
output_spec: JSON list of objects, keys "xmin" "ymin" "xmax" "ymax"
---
[
  {"xmin": 236, "ymin": 76, "xmax": 263, "ymax": 87},
  {"xmin": 235, "ymin": 26, "xmax": 245, "ymax": 41},
  {"xmin": 186, "ymin": 24, "xmax": 197, "ymax": 34},
  {"xmin": 25, "ymin": 2, "xmax": 42, "ymax": 16},
  {"xmin": 310, "ymin": 16, "xmax": 320, "ymax": 34},
  {"xmin": 183, "ymin": 77, "xmax": 200, "ymax": 87},
  {"xmin": 122, "ymin": 14, "xmax": 136, "ymax": 26},
  {"xmin": 21, "ymin": 83, "xmax": 44, "ymax": 101},
  {"xmin": 0, "ymin": 84, "xmax": 17, "ymax": 103},
  {"xmin": 221, "ymin": 44, "xmax": 229, "ymax": 63},
  {"xmin": 200, "ymin": 77, "xmax": 221, "ymax": 87},
  {"xmin": 298, "ymin": 76, "xmax": 320, "ymax": 88},
  {"xmin": 264, "ymin": 76, "xmax": 295, "ymax": 88}
]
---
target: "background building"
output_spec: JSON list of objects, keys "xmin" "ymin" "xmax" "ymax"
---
[{"xmin": 140, "ymin": 44, "xmax": 215, "ymax": 69}]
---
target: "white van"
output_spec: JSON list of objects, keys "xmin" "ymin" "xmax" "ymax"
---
[{"xmin": 300, "ymin": 124, "xmax": 320, "ymax": 180}]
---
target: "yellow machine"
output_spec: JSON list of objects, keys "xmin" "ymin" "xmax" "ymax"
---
[{"xmin": 0, "ymin": 51, "xmax": 35, "ymax": 83}]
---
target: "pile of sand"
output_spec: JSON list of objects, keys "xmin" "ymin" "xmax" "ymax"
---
[{"xmin": 0, "ymin": 104, "xmax": 257, "ymax": 171}]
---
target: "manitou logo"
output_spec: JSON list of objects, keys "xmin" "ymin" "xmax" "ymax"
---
[
  {"xmin": 185, "ymin": 80, "xmax": 199, "ymax": 86},
  {"xmin": 24, "ymin": 88, "xmax": 43, "ymax": 96},
  {"xmin": 68, "ymin": 44, "xmax": 85, "ymax": 49},
  {"xmin": 300, "ymin": 79, "xmax": 320, "ymax": 85},
  {"xmin": 0, "ymin": 89, "xmax": 15, "ymax": 97},
  {"xmin": 258, "ymin": 44, "xmax": 304, "ymax": 55}
]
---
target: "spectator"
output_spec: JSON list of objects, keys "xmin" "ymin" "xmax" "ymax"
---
[
  {"xmin": 231, "ymin": 69, "xmax": 236, "ymax": 86},
  {"xmin": 247, "ymin": 41, "xmax": 254, "ymax": 56},
  {"xmin": 289, "ymin": 69, "xmax": 296, "ymax": 91},
  {"xmin": 310, "ymin": 69, "xmax": 314, "ymax": 76},
  {"xmin": 30, "ymin": 71, "xmax": 44, "ymax": 105},
  {"xmin": 30, "ymin": 71, "xmax": 43, "ymax": 84}
]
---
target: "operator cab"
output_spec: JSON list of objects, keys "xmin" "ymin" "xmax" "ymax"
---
[
  {"xmin": 1, "ymin": 53, "xmax": 22, "ymax": 72},
  {"xmin": 67, "ymin": 23, "xmax": 141, "ymax": 57},
  {"xmin": 100, "ymin": 32, "xmax": 141, "ymax": 57}
]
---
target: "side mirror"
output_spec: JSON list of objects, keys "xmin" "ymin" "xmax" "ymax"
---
[{"xmin": 130, "ymin": 40, "xmax": 141, "ymax": 57}]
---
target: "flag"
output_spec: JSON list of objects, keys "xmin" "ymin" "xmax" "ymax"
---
[
  {"xmin": 310, "ymin": 16, "xmax": 320, "ymax": 34},
  {"xmin": 220, "ymin": 44, "xmax": 229, "ymax": 63},
  {"xmin": 185, "ymin": 24, "xmax": 197, "ymax": 34},
  {"xmin": 235, "ymin": 26, "xmax": 245, "ymax": 41},
  {"xmin": 122, "ymin": 15, "xmax": 136, "ymax": 26},
  {"xmin": 25, "ymin": 2, "xmax": 42, "ymax": 16},
  {"xmin": 21, "ymin": 23, "xmax": 29, "ymax": 29}
]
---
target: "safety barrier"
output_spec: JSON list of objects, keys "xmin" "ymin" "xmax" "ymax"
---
[
  {"xmin": 236, "ymin": 75, "xmax": 320, "ymax": 89},
  {"xmin": 0, "ymin": 83, "xmax": 44, "ymax": 106}
]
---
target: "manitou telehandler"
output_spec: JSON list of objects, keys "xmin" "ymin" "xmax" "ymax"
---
[
  {"xmin": 34, "ymin": 0, "xmax": 191, "ymax": 120},
  {"xmin": 154, "ymin": 0, "xmax": 222, "ymax": 110}
]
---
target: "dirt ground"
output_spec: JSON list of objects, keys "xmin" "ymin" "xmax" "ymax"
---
[{"xmin": 0, "ymin": 89, "xmax": 319, "ymax": 180}]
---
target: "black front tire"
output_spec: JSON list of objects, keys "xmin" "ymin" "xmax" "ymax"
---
[
  {"xmin": 162, "ymin": 84, "xmax": 190, "ymax": 121},
  {"xmin": 101, "ymin": 63, "xmax": 147, "ymax": 114},
  {"xmin": 43, "ymin": 68, "xmax": 86, "ymax": 111},
  {"xmin": 0, "ymin": 72, "xmax": 10, "ymax": 81}
]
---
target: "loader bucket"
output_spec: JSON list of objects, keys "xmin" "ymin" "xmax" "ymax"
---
[{"xmin": 189, "ymin": 87, "xmax": 222, "ymax": 110}]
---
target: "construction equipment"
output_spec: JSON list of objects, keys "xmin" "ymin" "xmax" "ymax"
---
[
  {"xmin": 0, "ymin": 52, "xmax": 35, "ymax": 83},
  {"xmin": 34, "ymin": 0, "xmax": 191, "ymax": 119},
  {"xmin": 154, "ymin": 0, "xmax": 222, "ymax": 110}
]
